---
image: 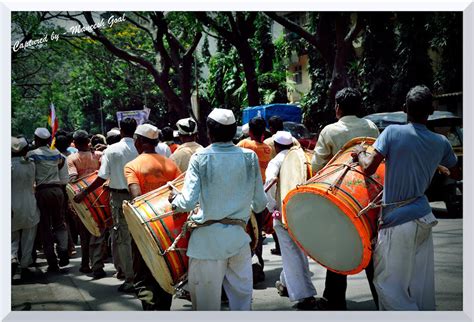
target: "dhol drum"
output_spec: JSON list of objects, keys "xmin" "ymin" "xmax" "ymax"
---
[
  {"xmin": 66, "ymin": 171, "xmax": 112, "ymax": 237},
  {"xmin": 123, "ymin": 176, "xmax": 189, "ymax": 294},
  {"xmin": 282, "ymin": 137, "xmax": 385, "ymax": 275},
  {"xmin": 278, "ymin": 146, "xmax": 313, "ymax": 227},
  {"xmin": 123, "ymin": 175, "xmax": 260, "ymax": 294}
]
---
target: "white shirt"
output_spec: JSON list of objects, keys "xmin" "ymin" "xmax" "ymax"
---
[
  {"xmin": 155, "ymin": 142, "xmax": 171, "ymax": 157},
  {"xmin": 98, "ymin": 137, "xmax": 138, "ymax": 189},
  {"xmin": 312, "ymin": 115, "xmax": 379, "ymax": 173},
  {"xmin": 169, "ymin": 141, "xmax": 204, "ymax": 172},
  {"xmin": 11, "ymin": 157, "xmax": 40, "ymax": 231},
  {"xmin": 264, "ymin": 149, "xmax": 290, "ymax": 212}
]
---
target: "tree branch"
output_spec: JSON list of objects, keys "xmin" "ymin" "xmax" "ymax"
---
[
  {"xmin": 195, "ymin": 12, "xmax": 236, "ymax": 45},
  {"xmin": 344, "ymin": 13, "xmax": 365, "ymax": 44},
  {"xmin": 184, "ymin": 31, "xmax": 202, "ymax": 60},
  {"xmin": 265, "ymin": 12, "xmax": 331, "ymax": 65}
]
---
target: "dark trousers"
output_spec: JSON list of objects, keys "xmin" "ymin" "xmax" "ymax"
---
[
  {"xmin": 36, "ymin": 186, "xmax": 68, "ymax": 267},
  {"xmin": 61, "ymin": 185, "xmax": 78, "ymax": 249},
  {"xmin": 323, "ymin": 259, "xmax": 379, "ymax": 310},
  {"xmin": 132, "ymin": 241, "xmax": 172, "ymax": 310},
  {"xmin": 74, "ymin": 215, "xmax": 91, "ymax": 268}
]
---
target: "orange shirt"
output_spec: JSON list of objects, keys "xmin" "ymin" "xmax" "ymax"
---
[
  {"xmin": 169, "ymin": 143, "xmax": 180, "ymax": 154},
  {"xmin": 237, "ymin": 138, "xmax": 272, "ymax": 182},
  {"xmin": 124, "ymin": 153, "xmax": 182, "ymax": 194}
]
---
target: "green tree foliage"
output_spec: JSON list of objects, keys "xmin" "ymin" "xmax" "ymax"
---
[
  {"xmin": 359, "ymin": 13, "xmax": 396, "ymax": 113},
  {"xmin": 428, "ymin": 12, "xmax": 462, "ymax": 94},
  {"xmin": 12, "ymin": 12, "xmax": 462, "ymax": 138},
  {"xmin": 11, "ymin": 12, "xmax": 169, "ymax": 138},
  {"xmin": 391, "ymin": 13, "xmax": 434, "ymax": 111}
]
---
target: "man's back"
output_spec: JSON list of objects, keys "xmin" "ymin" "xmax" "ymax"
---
[
  {"xmin": 375, "ymin": 123, "xmax": 457, "ymax": 204},
  {"xmin": 26, "ymin": 146, "xmax": 61, "ymax": 185},
  {"xmin": 67, "ymin": 151, "xmax": 100, "ymax": 179},
  {"xmin": 313, "ymin": 115, "xmax": 379, "ymax": 172},
  {"xmin": 98, "ymin": 138, "xmax": 138, "ymax": 189},
  {"xmin": 237, "ymin": 138, "xmax": 272, "ymax": 181},
  {"xmin": 124, "ymin": 153, "xmax": 181, "ymax": 194},
  {"xmin": 169, "ymin": 141, "xmax": 203, "ymax": 172}
]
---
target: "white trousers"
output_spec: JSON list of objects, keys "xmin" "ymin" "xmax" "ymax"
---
[
  {"xmin": 11, "ymin": 225, "xmax": 37, "ymax": 268},
  {"xmin": 188, "ymin": 245, "xmax": 253, "ymax": 311},
  {"xmin": 274, "ymin": 221, "xmax": 317, "ymax": 302},
  {"xmin": 373, "ymin": 212, "xmax": 437, "ymax": 310}
]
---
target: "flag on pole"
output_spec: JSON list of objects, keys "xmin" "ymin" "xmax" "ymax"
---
[{"xmin": 48, "ymin": 103, "xmax": 59, "ymax": 149}]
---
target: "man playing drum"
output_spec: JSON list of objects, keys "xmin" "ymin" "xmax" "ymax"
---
[
  {"xmin": 311, "ymin": 87, "xmax": 379, "ymax": 310},
  {"xmin": 124, "ymin": 124, "xmax": 182, "ymax": 310},
  {"xmin": 170, "ymin": 117, "xmax": 203, "ymax": 172},
  {"xmin": 67, "ymin": 130, "xmax": 107, "ymax": 278},
  {"xmin": 265, "ymin": 131, "xmax": 318, "ymax": 310},
  {"xmin": 74, "ymin": 118, "xmax": 138, "ymax": 293},
  {"xmin": 170, "ymin": 108, "xmax": 268, "ymax": 310},
  {"xmin": 353, "ymin": 85, "xmax": 461, "ymax": 310}
]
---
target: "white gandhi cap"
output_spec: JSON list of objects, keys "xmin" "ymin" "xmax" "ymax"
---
[
  {"xmin": 11, "ymin": 137, "xmax": 28, "ymax": 152},
  {"xmin": 176, "ymin": 117, "xmax": 198, "ymax": 135},
  {"xmin": 135, "ymin": 124, "xmax": 159, "ymax": 140},
  {"xmin": 274, "ymin": 131, "xmax": 293, "ymax": 145},
  {"xmin": 208, "ymin": 108, "xmax": 236, "ymax": 125},
  {"xmin": 34, "ymin": 127, "xmax": 51, "ymax": 139}
]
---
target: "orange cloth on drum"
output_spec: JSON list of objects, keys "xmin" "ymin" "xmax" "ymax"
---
[
  {"xmin": 67, "ymin": 151, "xmax": 101, "ymax": 179},
  {"xmin": 237, "ymin": 138, "xmax": 272, "ymax": 182},
  {"xmin": 124, "ymin": 153, "xmax": 182, "ymax": 194}
]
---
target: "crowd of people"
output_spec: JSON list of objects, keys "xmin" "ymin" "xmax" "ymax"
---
[{"xmin": 11, "ymin": 85, "xmax": 461, "ymax": 311}]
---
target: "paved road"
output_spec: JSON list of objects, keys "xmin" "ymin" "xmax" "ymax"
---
[{"xmin": 11, "ymin": 216, "xmax": 462, "ymax": 311}]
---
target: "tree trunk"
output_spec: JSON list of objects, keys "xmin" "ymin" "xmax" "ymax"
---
[{"xmin": 238, "ymin": 42, "xmax": 260, "ymax": 107}]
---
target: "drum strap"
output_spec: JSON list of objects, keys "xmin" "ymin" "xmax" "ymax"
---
[
  {"xmin": 358, "ymin": 191, "xmax": 420, "ymax": 233},
  {"xmin": 158, "ymin": 217, "xmax": 247, "ymax": 256}
]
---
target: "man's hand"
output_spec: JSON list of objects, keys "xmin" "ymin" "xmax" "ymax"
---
[
  {"xmin": 73, "ymin": 190, "xmax": 87, "ymax": 203},
  {"xmin": 168, "ymin": 191, "xmax": 177, "ymax": 204},
  {"xmin": 437, "ymin": 165, "xmax": 451, "ymax": 176},
  {"xmin": 351, "ymin": 145, "xmax": 367, "ymax": 162}
]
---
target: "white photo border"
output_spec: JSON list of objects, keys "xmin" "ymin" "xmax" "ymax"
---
[{"xmin": 1, "ymin": 1, "xmax": 473, "ymax": 321}]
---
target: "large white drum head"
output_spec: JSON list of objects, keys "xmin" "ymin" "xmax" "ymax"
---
[
  {"xmin": 280, "ymin": 147, "xmax": 308, "ymax": 200},
  {"xmin": 285, "ymin": 191, "xmax": 364, "ymax": 273}
]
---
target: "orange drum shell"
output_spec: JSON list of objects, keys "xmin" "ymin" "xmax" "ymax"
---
[
  {"xmin": 66, "ymin": 171, "xmax": 112, "ymax": 237},
  {"xmin": 123, "ymin": 178, "xmax": 189, "ymax": 294},
  {"xmin": 283, "ymin": 137, "xmax": 384, "ymax": 275}
]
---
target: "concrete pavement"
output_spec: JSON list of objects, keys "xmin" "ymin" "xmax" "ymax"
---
[{"xmin": 11, "ymin": 217, "xmax": 462, "ymax": 311}]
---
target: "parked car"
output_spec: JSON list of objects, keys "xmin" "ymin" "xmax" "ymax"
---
[
  {"xmin": 283, "ymin": 121, "xmax": 317, "ymax": 150},
  {"xmin": 363, "ymin": 111, "xmax": 463, "ymax": 217}
]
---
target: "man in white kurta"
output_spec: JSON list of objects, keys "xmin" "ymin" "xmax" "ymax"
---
[
  {"xmin": 265, "ymin": 131, "xmax": 317, "ymax": 310},
  {"xmin": 11, "ymin": 137, "xmax": 40, "ymax": 282},
  {"xmin": 171, "ymin": 109, "xmax": 267, "ymax": 311}
]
